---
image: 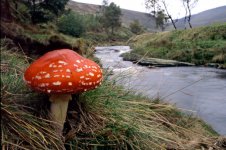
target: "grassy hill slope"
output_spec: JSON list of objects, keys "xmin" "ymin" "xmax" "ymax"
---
[
  {"xmin": 168, "ymin": 6, "xmax": 226, "ymax": 29},
  {"xmin": 67, "ymin": 1, "xmax": 156, "ymax": 30},
  {"xmin": 125, "ymin": 23, "xmax": 226, "ymax": 68}
]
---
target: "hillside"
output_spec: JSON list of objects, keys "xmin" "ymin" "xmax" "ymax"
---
[
  {"xmin": 169, "ymin": 6, "xmax": 226, "ymax": 29},
  {"xmin": 67, "ymin": 1, "xmax": 156, "ymax": 31},
  {"xmin": 124, "ymin": 23, "xmax": 226, "ymax": 68}
]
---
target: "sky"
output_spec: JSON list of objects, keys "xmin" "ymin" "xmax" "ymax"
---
[{"xmin": 72, "ymin": 0, "xmax": 226, "ymax": 19}]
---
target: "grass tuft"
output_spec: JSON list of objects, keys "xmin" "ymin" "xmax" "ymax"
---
[
  {"xmin": 1, "ymin": 40, "xmax": 65, "ymax": 149},
  {"xmin": 64, "ymin": 72, "xmax": 222, "ymax": 150}
]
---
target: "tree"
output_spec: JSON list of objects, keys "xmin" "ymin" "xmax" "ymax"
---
[
  {"xmin": 156, "ymin": 10, "xmax": 168, "ymax": 31},
  {"xmin": 101, "ymin": 2, "xmax": 122, "ymax": 34},
  {"xmin": 145, "ymin": 0, "xmax": 177, "ymax": 30},
  {"xmin": 182, "ymin": 0, "xmax": 198, "ymax": 29},
  {"xmin": 145, "ymin": 0, "xmax": 159, "ymax": 17},
  {"xmin": 57, "ymin": 12, "xmax": 85, "ymax": 37},
  {"xmin": 102, "ymin": 0, "xmax": 108, "ymax": 7},
  {"xmin": 26, "ymin": 0, "xmax": 69, "ymax": 24},
  {"xmin": 129, "ymin": 20, "xmax": 144, "ymax": 34},
  {"xmin": 40, "ymin": 0, "xmax": 69, "ymax": 16}
]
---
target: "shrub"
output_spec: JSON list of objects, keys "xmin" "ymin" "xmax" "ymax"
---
[
  {"xmin": 129, "ymin": 20, "xmax": 144, "ymax": 34},
  {"xmin": 57, "ymin": 12, "xmax": 85, "ymax": 37},
  {"xmin": 30, "ymin": 9, "xmax": 56, "ymax": 24},
  {"xmin": 83, "ymin": 14, "xmax": 103, "ymax": 32}
]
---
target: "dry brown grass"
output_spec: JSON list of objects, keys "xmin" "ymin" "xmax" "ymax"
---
[{"xmin": 1, "ymin": 39, "xmax": 225, "ymax": 150}]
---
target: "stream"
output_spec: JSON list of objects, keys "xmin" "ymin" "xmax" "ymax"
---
[{"xmin": 94, "ymin": 46, "xmax": 226, "ymax": 135}]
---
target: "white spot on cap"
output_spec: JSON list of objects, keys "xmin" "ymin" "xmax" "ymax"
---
[
  {"xmin": 58, "ymin": 60, "xmax": 68, "ymax": 65},
  {"xmin": 84, "ymin": 89, "xmax": 87, "ymax": 91},
  {"xmin": 44, "ymin": 74, "xmax": 50, "ymax": 78},
  {"xmin": 85, "ymin": 78, "xmax": 90, "ymax": 80},
  {"xmin": 58, "ymin": 65, "xmax": 62, "ymax": 67},
  {"xmin": 40, "ymin": 71, "xmax": 47, "ymax": 74},
  {"xmin": 89, "ymin": 82, "xmax": 92, "ymax": 85},
  {"xmin": 35, "ymin": 75, "xmax": 42, "ymax": 80},
  {"xmin": 49, "ymin": 63, "xmax": 54, "ymax": 68},
  {"xmin": 97, "ymin": 74, "xmax": 101, "ymax": 78},
  {"xmin": 62, "ymin": 75, "xmax": 65, "ymax": 78},
  {"xmin": 76, "ymin": 68, "xmax": 83, "ymax": 72},
  {"xmin": 89, "ymin": 72, "xmax": 94, "ymax": 76},
  {"xmin": 68, "ymin": 82, "xmax": 72, "ymax": 86},
  {"xmin": 38, "ymin": 83, "xmax": 45, "ymax": 87},
  {"xmin": 52, "ymin": 81, "xmax": 61, "ymax": 86},
  {"xmin": 80, "ymin": 76, "xmax": 84, "ymax": 79},
  {"xmin": 53, "ymin": 65, "xmax": 57, "ymax": 68},
  {"xmin": 74, "ymin": 64, "xmax": 78, "ymax": 67},
  {"xmin": 53, "ymin": 70, "xmax": 58, "ymax": 73},
  {"xmin": 84, "ymin": 65, "xmax": 88, "ymax": 68},
  {"xmin": 45, "ymin": 83, "xmax": 49, "ymax": 86},
  {"xmin": 47, "ymin": 90, "xmax": 51, "ymax": 93},
  {"xmin": 54, "ymin": 75, "xmax": 60, "ymax": 78},
  {"xmin": 92, "ymin": 69, "xmax": 97, "ymax": 72},
  {"xmin": 66, "ymin": 69, "xmax": 71, "ymax": 73},
  {"xmin": 76, "ymin": 60, "xmax": 81, "ymax": 63},
  {"xmin": 66, "ymin": 75, "xmax": 70, "ymax": 78}
]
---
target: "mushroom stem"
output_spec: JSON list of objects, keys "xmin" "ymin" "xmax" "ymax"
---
[{"xmin": 49, "ymin": 94, "xmax": 72, "ymax": 133}]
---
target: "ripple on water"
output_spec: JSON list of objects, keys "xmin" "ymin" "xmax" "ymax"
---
[{"xmin": 95, "ymin": 46, "xmax": 226, "ymax": 135}]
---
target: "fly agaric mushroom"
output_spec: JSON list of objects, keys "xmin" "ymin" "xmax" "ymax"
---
[{"xmin": 23, "ymin": 49, "xmax": 103, "ymax": 132}]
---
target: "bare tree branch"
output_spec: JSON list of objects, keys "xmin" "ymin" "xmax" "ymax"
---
[
  {"xmin": 161, "ymin": 0, "xmax": 177, "ymax": 29},
  {"xmin": 182, "ymin": 0, "xmax": 188, "ymax": 29},
  {"xmin": 186, "ymin": 0, "xmax": 192, "ymax": 28},
  {"xmin": 145, "ymin": 0, "xmax": 177, "ymax": 30},
  {"xmin": 183, "ymin": 0, "xmax": 198, "ymax": 29}
]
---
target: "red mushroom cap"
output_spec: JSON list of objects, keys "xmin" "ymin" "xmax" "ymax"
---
[{"xmin": 24, "ymin": 49, "xmax": 103, "ymax": 94}]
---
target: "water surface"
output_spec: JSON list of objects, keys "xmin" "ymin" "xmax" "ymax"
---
[{"xmin": 95, "ymin": 46, "xmax": 226, "ymax": 135}]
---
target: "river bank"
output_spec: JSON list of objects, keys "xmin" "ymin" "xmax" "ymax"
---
[
  {"xmin": 126, "ymin": 23, "xmax": 226, "ymax": 69},
  {"xmin": 95, "ymin": 46, "xmax": 226, "ymax": 135},
  {"xmin": 121, "ymin": 52, "xmax": 195, "ymax": 67},
  {"xmin": 2, "ymin": 41, "xmax": 226, "ymax": 149},
  {"xmin": 121, "ymin": 52, "xmax": 226, "ymax": 69}
]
